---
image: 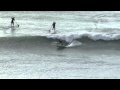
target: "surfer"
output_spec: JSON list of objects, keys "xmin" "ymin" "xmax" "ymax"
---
[
  {"xmin": 49, "ymin": 22, "xmax": 56, "ymax": 33},
  {"xmin": 11, "ymin": 17, "xmax": 15, "ymax": 27},
  {"xmin": 57, "ymin": 39, "xmax": 63, "ymax": 46},
  {"xmin": 52, "ymin": 22, "xmax": 56, "ymax": 31}
]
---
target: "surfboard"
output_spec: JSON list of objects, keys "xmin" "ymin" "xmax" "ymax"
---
[{"xmin": 57, "ymin": 45, "xmax": 66, "ymax": 48}]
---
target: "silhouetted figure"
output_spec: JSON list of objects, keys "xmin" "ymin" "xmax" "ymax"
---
[
  {"xmin": 11, "ymin": 17, "xmax": 15, "ymax": 27},
  {"xmin": 58, "ymin": 40, "xmax": 63, "ymax": 46},
  {"xmin": 52, "ymin": 22, "xmax": 56, "ymax": 31}
]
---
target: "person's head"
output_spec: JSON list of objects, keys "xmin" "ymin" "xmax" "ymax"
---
[
  {"xmin": 11, "ymin": 17, "xmax": 15, "ymax": 19},
  {"xmin": 53, "ymin": 22, "xmax": 56, "ymax": 24}
]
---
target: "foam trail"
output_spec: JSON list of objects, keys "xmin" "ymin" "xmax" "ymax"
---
[{"xmin": 66, "ymin": 40, "xmax": 82, "ymax": 47}]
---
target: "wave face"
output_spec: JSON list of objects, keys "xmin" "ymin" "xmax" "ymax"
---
[
  {"xmin": 0, "ymin": 35, "xmax": 120, "ymax": 51},
  {"xmin": 46, "ymin": 33, "xmax": 120, "ymax": 42}
]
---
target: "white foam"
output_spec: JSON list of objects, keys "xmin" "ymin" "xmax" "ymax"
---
[
  {"xmin": 66, "ymin": 40, "xmax": 82, "ymax": 47},
  {"xmin": 45, "ymin": 32, "xmax": 120, "ymax": 43}
]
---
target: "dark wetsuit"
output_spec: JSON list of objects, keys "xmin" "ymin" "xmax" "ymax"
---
[
  {"xmin": 52, "ymin": 22, "xmax": 56, "ymax": 29},
  {"xmin": 58, "ymin": 40, "xmax": 63, "ymax": 45},
  {"xmin": 11, "ymin": 17, "xmax": 15, "ymax": 26}
]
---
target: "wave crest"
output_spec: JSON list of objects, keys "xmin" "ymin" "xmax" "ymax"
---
[{"xmin": 46, "ymin": 33, "xmax": 120, "ymax": 42}]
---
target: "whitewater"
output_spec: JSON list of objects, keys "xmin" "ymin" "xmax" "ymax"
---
[{"xmin": 0, "ymin": 11, "xmax": 120, "ymax": 79}]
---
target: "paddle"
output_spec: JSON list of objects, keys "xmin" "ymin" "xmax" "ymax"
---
[
  {"xmin": 15, "ymin": 21, "xmax": 19, "ymax": 27},
  {"xmin": 48, "ymin": 25, "xmax": 52, "ymax": 32}
]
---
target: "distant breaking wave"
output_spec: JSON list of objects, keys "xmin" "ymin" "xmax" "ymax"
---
[
  {"xmin": 45, "ymin": 33, "xmax": 120, "ymax": 43},
  {"xmin": 1, "ymin": 32, "xmax": 120, "ymax": 43},
  {"xmin": 0, "ymin": 35, "xmax": 120, "ymax": 49}
]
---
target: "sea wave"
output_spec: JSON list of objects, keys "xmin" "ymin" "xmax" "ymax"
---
[
  {"xmin": 0, "ymin": 35, "xmax": 120, "ymax": 49},
  {"xmin": 45, "ymin": 32, "xmax": 120, "ymax": 42}
]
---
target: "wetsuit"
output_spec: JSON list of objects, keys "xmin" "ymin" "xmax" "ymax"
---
[
  {"xmin": 52, "ymin": 22, "xmax": 56, "ymax": 29},
  {"xmin": 58, "ymin": 40, "xmax": 63, "ymax": 45},
  {"xmin": 11, "ymin": 17, "xmax": 15, "ymax": 26}
]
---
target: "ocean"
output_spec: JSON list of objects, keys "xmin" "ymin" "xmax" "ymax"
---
[{"xmin": 0, "ymin": 11, "xmax": 120, "ymax": 79}]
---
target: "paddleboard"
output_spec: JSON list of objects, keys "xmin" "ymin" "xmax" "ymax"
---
[{"xmin": 49, "ymin": 29, "xmax": 56, "ymax": 34}]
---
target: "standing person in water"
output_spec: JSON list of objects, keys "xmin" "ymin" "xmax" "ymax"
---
[
  {"xmin": 49, "ymin": 22, "xmax": 56, "ymax": 33},
  {"xmin": 11, "ymin": 17, "xmax": 15, "ymax": 27},
  {"xmin": 52, "ymin": 22, "xmax": 56, "ymax": 31}
]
